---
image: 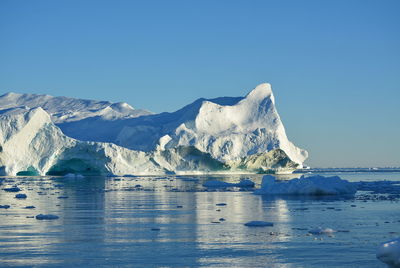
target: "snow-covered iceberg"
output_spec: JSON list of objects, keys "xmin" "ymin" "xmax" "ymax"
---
[
  {"xmin": 0, "ymin": 83, "xmax": 308, "ymax": 176},
  {"xmin": 254, "ymin": 175, "xmax": 357, "ymax": 195}
]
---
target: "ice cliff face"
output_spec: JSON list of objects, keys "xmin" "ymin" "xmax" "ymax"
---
[
  {"xmin": 0, "ymin": 106, "xmax": 230, "ymax": 175},
  {"xmin": 0, "ymin": 83, "xmax": 308, "ymax": 175}
]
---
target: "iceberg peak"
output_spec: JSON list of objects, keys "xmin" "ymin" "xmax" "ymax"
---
[{"xmin": 245, "ymin": 83, "xmax": 274, "ymax": 104}]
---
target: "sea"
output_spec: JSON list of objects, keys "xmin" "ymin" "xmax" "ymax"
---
[{"xmin": 1, "ymin": 169, "xmax": 399, "ymax": 267}]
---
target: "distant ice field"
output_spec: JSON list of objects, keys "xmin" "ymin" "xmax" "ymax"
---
[{"xmin": 0, "ymin": 170, "xmax": 399, "ymax": 267}]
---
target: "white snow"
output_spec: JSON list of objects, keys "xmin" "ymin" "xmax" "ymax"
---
[
  {"xmin": 244, "ymin": 221, "xmax": 274, "ymax": 227},
  {"xmin": 377, "ymin": 237, "xmax": 400, "ymax": 268},
  {"xmin": 254, "ymin": 175, "xmax": 357, "ymax": 195},
  {"xmin": 0, "ymin": 92, "xmax": 151, "ymax": 123}
]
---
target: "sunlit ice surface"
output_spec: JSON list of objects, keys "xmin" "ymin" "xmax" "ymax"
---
[{"xmin": 0, "ymin": 171, "xmax": 399, "ymax": 267}]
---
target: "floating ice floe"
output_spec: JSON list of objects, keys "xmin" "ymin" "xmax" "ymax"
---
[
  {"xmin": 254, "ymin": 175, "xmax": 357, "ymax": 195},
  {"xmin": 63, "ymin": 173, "xmax": 85, "ymax": 179},
  {"xmin": 3, "ymin": 187, "xmax": 21, "ymax": 192},
  {"xmin": 308, "ymin": 227, "xmax": 335, "ymax": 235},
  {"xmin": 377, "ymin": 237, "xmax": 400, "ymax": 268},
  {"xmin": 203, "ymin": 179, "xmax": 255, "ymax": 188},
  {"xmin": 15, "ymin": 193, "xmax": 27, "ymax": 199},
  {"xmin": 244, "ymin": 221, "xmax": 274, "ymax": 227},
  {"xmin": 35, "ymin": 214, "xmax": 59, "ymax": 220}
]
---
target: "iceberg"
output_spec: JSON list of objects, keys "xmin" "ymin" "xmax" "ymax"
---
[
  {"xmin": 254, "ymin": 175, "xmax": 357, "ymax": 195},
  {"xmin": 0, "ymin": 83, "xmax": 308, "ymax": 175}
]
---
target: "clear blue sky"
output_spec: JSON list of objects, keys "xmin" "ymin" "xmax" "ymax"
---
[{"xmin": 1, "ymin": 0, "xmax": 399, "ymax": 167}]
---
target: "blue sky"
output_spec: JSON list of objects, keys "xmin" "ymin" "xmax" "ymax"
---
[{"xmin": 1, "ymin": 0, "xmax": 399, "ymax": 167}]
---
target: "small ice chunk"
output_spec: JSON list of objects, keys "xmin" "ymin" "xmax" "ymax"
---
[
  {"xmin": 244, "ymin": 221, "xmax": 274, "ymax": 227},
  {"xmin": 4, "ymin": 187, "xmax": 21, "ymax": 192},
  {"xmin": 216, "ymin": 203, "xmax": 227, "ymax": 206},
  {"xmin": 15, "ymin": 193, "xmax": 27, "ymax": 199},
  {"xmin": 35, "ymin": 214, "xmax": 59, "ymax": 220},
  {"xmin": 24, "ymin": 206, "xmax": 35, "ymax": 209},
  {"xmin": 203, "ymin": 179, "xmax": 255, "ymax": 188},
  {"xmin": 309, "ymin": 227, "xmax": 335, "ymax": 235},
  {"xmin": 64, "ymin": 173, "xmax": 85, "ymax": 179},
  {"xmin": 376, "ymin": 237, "xmax": 400, "ymax": 267},
  {"xmin": 254, "ymin": 175, "xmax": 356, "ymax": 195}
]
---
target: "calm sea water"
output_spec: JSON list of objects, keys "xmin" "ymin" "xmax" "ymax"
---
[{"xmin": 0, "ymin": 171, "xmax": 399, "ymax": 267}]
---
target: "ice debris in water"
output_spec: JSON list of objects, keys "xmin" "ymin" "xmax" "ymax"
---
[
  {"xmin": 15, "ymin": 193, "xmax": 27, "ymax": 199},
  {"xmin": 63, "ymin": 173, "xmax": 85, "ymax": 179},
  {"xmin": 35, "ymin": 214, "xmax": 59, "ymax": 220},
  {"xmin": 244, "ymin": 221, "xmax": 274, "ymax": 227},
  {"xmin": 3, "ymin": 187, "xmax": 21, "ymax": 192},
  {"xmin": 203, "ymin": 179, "xmax": 255, "ymax": 188},
  {"xmin": 308, "ymin": 227, "xmax": 335, "ymax": 235},
  {"xmin": 376, "ymin": 237, "xmax": 400, "ymax": 268},
  {"xmin": 254, "ymin": 175, "xmax": 357, "ymax": 195}
]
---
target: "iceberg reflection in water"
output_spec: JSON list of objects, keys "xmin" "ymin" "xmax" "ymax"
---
[{"xmin": 0, "ymin": 172, "xmax": 399, "ymax": 267}]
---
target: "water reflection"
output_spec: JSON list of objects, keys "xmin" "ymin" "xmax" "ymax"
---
[{"xmin": 0, "ymin": 174, "xmax": 397, "ymax": 267}]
